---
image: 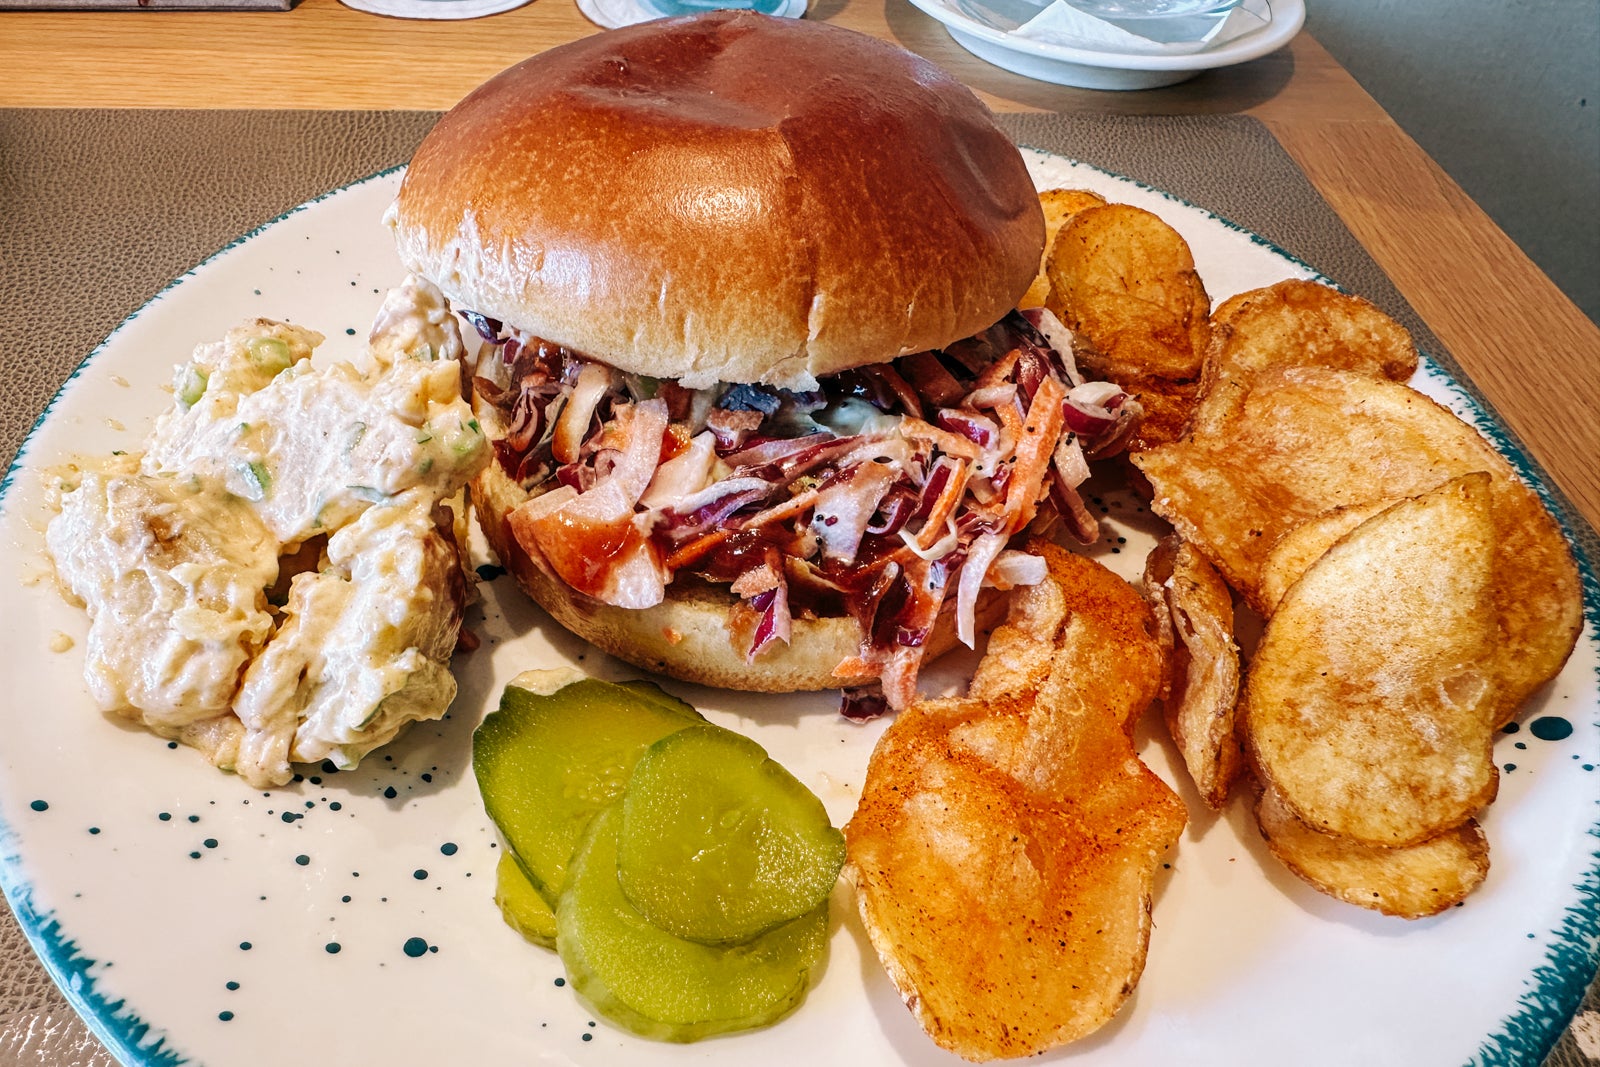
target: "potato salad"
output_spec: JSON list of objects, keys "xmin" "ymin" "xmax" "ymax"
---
[{"xmin": 45, "ymin": 277, "xmax": 488, "ymax": 788}]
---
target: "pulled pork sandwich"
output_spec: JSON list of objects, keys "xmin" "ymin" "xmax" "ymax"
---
[{"xmin": 388, "ymin": 11, "xmax": 1139, "ymax": 713}]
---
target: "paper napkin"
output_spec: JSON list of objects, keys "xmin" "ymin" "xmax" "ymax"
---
[{"xmin": 1013, "ymin": 0, "xmax": 1271, "ymax": 54}]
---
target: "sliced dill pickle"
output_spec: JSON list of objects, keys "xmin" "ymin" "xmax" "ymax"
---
[
  {"xmin": 614, "ymin": 678, "xmax": 700, "ymax": 718},
  {"xmin": 471, "ymin": 670, "xmax": 703, "ymax": 903},
  {"xmin": 557, "ymin": 805, "xmax": 828, "ymax": 1041},
  {"xmin": 493, "ymin": 851, "xmax": 556, "ymax": 948},
  {"xmin": 616, "ymin": 724, "xmax": 845, "ymax": 944}
]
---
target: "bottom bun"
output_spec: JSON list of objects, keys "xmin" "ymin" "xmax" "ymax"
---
[{"xmin": 472, "ymin": 458, "xmax": 1001, "ymax": 694}]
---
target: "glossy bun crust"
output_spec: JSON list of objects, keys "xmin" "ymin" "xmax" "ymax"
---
[{"xmin": 391, "ymin": 11, "xmax": 1043, "ymax": 389}]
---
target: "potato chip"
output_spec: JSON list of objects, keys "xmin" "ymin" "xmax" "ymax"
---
[
  {"xmin": 1143, "ymin": 535, "xmax": 1242, "ymax": 809},
  {"xmin": 1133, "ymin": 366, "xmax": 1582, "ymax": 725},
  {"xmin": 845, "ymin": 544, "xmax": 1184, "ymax": 1059},
  {"xmin": 1256, "ymin": 499, "xmax": 1393, "ymax": 615},
  {"xmin": 1044, "ymin": 204, "xmax": 1210, "ymax": 450},
  {"xmin": 1193, "ymin": 279, "xmax": 1418, "ymax": 436},
  {"xmin": 1245, "ymin": 474, "xmax": 1499, "ymax": 847},
  {"xmin": 970, "ymin": 540, "xmax": 1163, "ymax": 737},
  {"xmin": 1041, "ymin": 187, "xmax": 1111, "ymax": 228},
  {"xmin": 1019, "ymin": 188, "xmax": 1108, "ymax": 309},
  {"xmin": 1254, "ymin": 785, "xmax": 1490, "ymax": 919}
]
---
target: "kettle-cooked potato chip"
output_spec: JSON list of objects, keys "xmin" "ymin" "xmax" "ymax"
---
[
  {"xmin": 1134, "ymin": 366, "xmax": 1582, "ymax": 725},
  {"xmin": 1019, "ymin": 188, "xmax": 1109, "ymax": 309},
  {"xmin": 1192, "ymin": 279, "xmax": 1418, "ymax": 436},
  {"xmin": 1254, "ymin": 785, "xmax": 1490, "ymax": 919},
  {"xmin": 1245, "ymin": 474, "xmax": 1499, "ymax": 847},
  {"xmin": 1044, "ymin": 203, "xmax": 1210, "ymax": 450},
  {"xmin": 1143, "ymin": 535, "xmax": 1242, "ymax": 809},
  {"xmin": 1256, "ymin": 499, "xmax": 1394, "ymax": 615},
  {"xmin": 844, "ymin": 544, "xmax": 1185, "ymax": 1060}
]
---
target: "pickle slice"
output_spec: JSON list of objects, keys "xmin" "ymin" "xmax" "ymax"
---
[
  {"xmin": 614, "ymin": 678, "xmax": 700, "ymax": 718},
  {"xmin": 493, "ymin": 851, "xmax": 556, "ymax": 948},
  {"xmin": 472, "ymin": 673, "xmax": 703, "ymax": 903},
  {"xmin": 617, "ymin": 724, "xmax": 845, "ymax": 944},
  {"xmin": 558, "ymin": 805, "xmax": 828, "ymax": 1041}
]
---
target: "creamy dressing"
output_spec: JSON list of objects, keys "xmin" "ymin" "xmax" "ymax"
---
[
  {"xmin": 47, "ymin": 459, "xmax": 280, "ymax": 726},
  {"xmin": 44, "ymin": 276, "xmax": 488, "ymax": 788}
]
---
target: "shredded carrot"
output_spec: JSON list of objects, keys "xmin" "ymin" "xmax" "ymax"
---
[
  {"xmin": 992, "ymin": 394, "xmax": 1025, "ymax": 452},
  {"xmin": 832, "ymin": 656, "xmax": 880, "ymax": 680},
  {"xmin": 663, "ymin": 486, "xmax": 823, "ymax": 572},
  {"xmin": 664, "ymin": 528, "xmax": 731, "ymax": 572},
  {"xmin": 1002, "ymin": 376, "xmax": 1067, "ymax": 535},
  {"xmin": 973, "ymin": 347, "xmax": 1020, "ymax": 390},
  {"xmin": 914, "ymin": 457, "xmax": 973, "ymax": 551}
]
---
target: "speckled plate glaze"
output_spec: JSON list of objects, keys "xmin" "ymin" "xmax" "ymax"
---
[{"xmin": 1, "ymin": 156, "xmax": 1596, "ymax": 1067}]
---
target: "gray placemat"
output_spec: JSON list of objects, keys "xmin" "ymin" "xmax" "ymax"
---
[{"xmin": 0, "ymin": 108, "xmax": 1593, "ymax": 1067}]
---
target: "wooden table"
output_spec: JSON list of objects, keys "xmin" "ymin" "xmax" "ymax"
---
[{"xmin": 3, "ymin": 0, "xmax": 1597, "ymax": 529}]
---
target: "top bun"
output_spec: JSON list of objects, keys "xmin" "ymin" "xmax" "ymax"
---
[{"xmin": 390, "ymin": 12, "xmax": 1043, "ymax": 389}]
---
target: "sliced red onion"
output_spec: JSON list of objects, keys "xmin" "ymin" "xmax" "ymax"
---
[
  {"xmin": 669, "ymin": 476, "xmax": 772, "ymax": 518},
  {"xmin": 1023, "ymin": 307, "xmax": 1084, "ymax": 386},
  {"xmin": 989, "ymin": 549, "xmax": 1047, "ymax": 589},
  {"xmin": 552, "ymin": 362, "xmax": 614, "ymax": 464},
  {"xmin": 840, "ymin": 685, "xmax": 889, "ymax": 721},
  {"xmin": 747, "ymin": 581, "xmax": 792, "ymax": 658},
  {"xmin": 955, "ymin": 530, "xmax": 1008, "ymax": 647},
  {"xmin": 1053, "ymin": 431, "xmax": 1092, "ymax": 488},
  {"xmin": 1013, "ymin": 343, "xmax": 1053, "ymax": 404},
  {"xmin": 723, "ymin": 432, "xmax": 836, "ymax": 470},
  {"xmin": 934, "ymin": 408, "xmax": 998, "ymax": 449},
  {"xmin": 1050, "ymin": 473, "xmax": 1101, "ymax": 544},
  {"xmin": 965, "ymin": 384, "xmax": 1018, "ymax": 410},
  {"xmin": 1083, "ymin": 395, "xmax": 1144, "ymax": 462},
  {"xmin": 909, "ymin": 457, "xmax": 954, "ymax": 526},
  {"xmin": 812, "ymin": 462, "xmax": 896, "ymax": 563},
  {"xmin": 506, "ymin": 385, "xmax": 543, "ymax": 453},
  {"xmin": 1067, "ymin": 380, "xmax": 1127, "ymax": 409},
  {"xmin": 900, "ymin": 517, "xmax": 958, "ymax": 561},
  {"xmin": 655, "ymin": 483, "xmax": 771, "ymax": 545},
  {"xmin": 732, "ymin": 435, "xmax": 863, "ymax": 489},
  {"xmin": 865, "ymin": 486, "xmax": 917, "ymax": 536},
  {"xmin": 640, "ymin": 431, "xmax": 718, "ymax": 510},
  {"xmin": 1061, "ymin": 399, "xmax": 1118, "ymax": 437},
  {"xmin": 554, "ymin": 462, "xmax": 592, "ymax": 492}
]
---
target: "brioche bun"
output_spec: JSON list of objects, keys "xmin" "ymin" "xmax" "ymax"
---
[{"xmin": 391, "ymin": 11, "xmax": 1044, "ymax": 390}]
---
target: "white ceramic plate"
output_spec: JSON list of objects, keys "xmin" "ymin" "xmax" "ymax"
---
[
  {"xmin": 1, "ymin": 154, "xmax": 1596, "ymax": 1067},
  {"xmin": 903, "ymin": 0, "xmax": 1305, "ymax": 89}
]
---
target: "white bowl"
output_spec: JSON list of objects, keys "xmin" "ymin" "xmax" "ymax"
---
[{"xmin": 905, "ymin": 0, "xmax": 1304, "ymax": 89}]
